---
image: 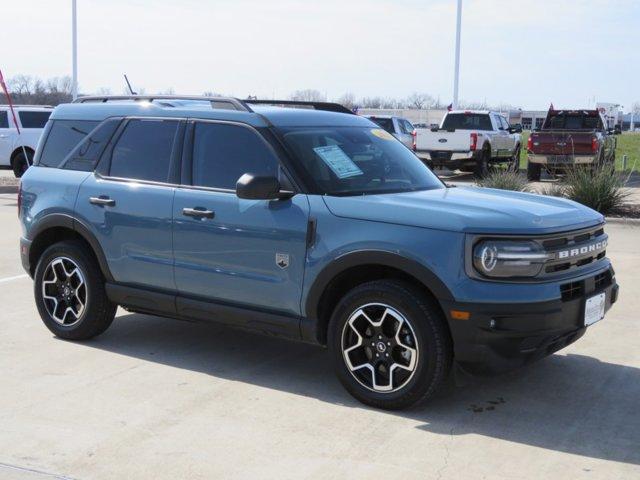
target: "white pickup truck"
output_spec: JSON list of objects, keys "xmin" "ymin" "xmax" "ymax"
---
[
  {"xmin": 415, "ymin": 110, "xmax": 522, "ymax": 177},
  {"xmin": 0, "ymin": 105, "xmax": 52, "ymax": 177}
]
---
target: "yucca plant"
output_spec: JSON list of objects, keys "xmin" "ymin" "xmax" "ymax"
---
[
  {"xmin": 475, "ymin": 170, "xmax": 532, "ymax": 193},
  {"xmin": 562, "ymin": 164, "xmax": 630, "ymax": 215}
]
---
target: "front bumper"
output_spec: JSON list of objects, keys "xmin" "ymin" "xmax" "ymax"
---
[
  {"xmin": 528, "ymin": 153, "xmax": 597, "ymax": 165},
  {"xmin": 441, "ymin": 267, "xmax": 618, "ymax": 375}
]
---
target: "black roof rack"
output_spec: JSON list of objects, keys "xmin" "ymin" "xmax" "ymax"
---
[
  {"xmin": 73, "ymin": 95, "xmax": 250, "ymax": 112},
  {"xmin": 243, "ymin": 99, "xmax": 354, "ymax": 115},
  {"xmin": 72, "ymin": 95, "xmax": 354, "ymax": 115}
]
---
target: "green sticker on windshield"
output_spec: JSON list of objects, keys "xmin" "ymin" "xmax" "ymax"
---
[{"xmin": 313, "ymin": 145, "xmax": 363, "ymax": 179}]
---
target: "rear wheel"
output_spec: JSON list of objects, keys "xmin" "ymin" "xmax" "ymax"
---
[
  {"xmin": 12, "ymin": 149, "xmax": 33, "ymax": 178},
  {"xmin": 34, "ymin": 240, "xmax": 117, "ymax": 340},
  {"xmin": 474, "ymin": 148, "xmax": 490, "ymax": 178},
  {"xmin": 328, "ymin": 280, "xmax": 452, "ymax": 410},
  {"xmin": 527, "ymin": 161, "xmax": 541, "ymax": 181}
]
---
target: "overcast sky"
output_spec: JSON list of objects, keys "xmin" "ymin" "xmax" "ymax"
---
[{"xmin": 3, "ymin": 0, "xmax": 639, "ymax": 110}]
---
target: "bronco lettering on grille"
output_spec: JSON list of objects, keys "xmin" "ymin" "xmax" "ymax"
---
[{"xmin": 557, "ymin": 239, "xmax": 607, "ymax": 259}]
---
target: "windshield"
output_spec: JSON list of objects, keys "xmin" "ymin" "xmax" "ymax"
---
[
  {"xmin": 280, "ymin": 126, "xmax": 444, "ymax": 196},
  {"xmin": 442, "ymin": 113, "xmax": 492, "ymax": 131}
]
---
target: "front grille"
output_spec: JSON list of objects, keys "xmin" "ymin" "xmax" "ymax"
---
[
  {"xmin": 561, "ymin": 281, "xmax": 584, "ymax": 301},
  {"xmin": 560, "ymin": 269, "xmax": 612, "ymax": 302},
  {"xmin": 540, "ymin": 225, "xmax": 607, "ymax": 277}
]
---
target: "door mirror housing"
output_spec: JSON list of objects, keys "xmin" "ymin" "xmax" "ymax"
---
[
  {"xmin": 509, "ymin": 124, "xmax": 523, "ymax": 133},
  {"xmin": 236, "ymin": 173, "xmax": 293, "ymax": 200}
]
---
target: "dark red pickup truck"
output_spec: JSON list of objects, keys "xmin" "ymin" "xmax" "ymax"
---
[{"xmin": 526, "ymin": 109, "xmax": 617, "ymax": 180}]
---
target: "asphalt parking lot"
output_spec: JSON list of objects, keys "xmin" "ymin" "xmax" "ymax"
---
[{"xmin": 0, "ymin": 191, "xmax": 638, "ymax": 480}]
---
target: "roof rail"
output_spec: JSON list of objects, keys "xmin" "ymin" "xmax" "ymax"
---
[
  {"xmin": 0, "ymin": 104, "xmax": 54, "ymax": 108},
  {"xmin": 244, "ymin": 99, "xmax": 354, "ymax": 115},
  {"xmin": 73, "ymin": 95, "xmax": 250, "ymax": 112}
]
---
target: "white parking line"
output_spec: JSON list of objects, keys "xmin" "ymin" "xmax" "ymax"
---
[{"xmin": 0, "ymin": 274, "xmax": 28, "ymax": 283}]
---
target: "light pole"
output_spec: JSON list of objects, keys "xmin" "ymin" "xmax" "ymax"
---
[
  {"xmin": 71, "ymin": 0, "xmax": 78, "ymax": 100},
  {"xmin": 452, "ymin": 0, "xmax": 462, "ymax": 109}
]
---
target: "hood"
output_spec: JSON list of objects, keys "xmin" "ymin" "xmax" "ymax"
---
[{"xmin": 322, "ymin": 186, "xmax": 604, "ymax": 234}]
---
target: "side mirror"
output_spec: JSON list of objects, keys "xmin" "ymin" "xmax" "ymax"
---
[
  {"xmin": 510, "ymin": 125, "xmax": 523, "ymax": 133},
  {"xmin": 236, "ymin": 173, "xmax": 293, "ymax": 200}
]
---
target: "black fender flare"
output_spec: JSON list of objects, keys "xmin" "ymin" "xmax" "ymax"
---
[
  {"xmin": 304, "ymin": 250, "xmax": 454, "ymax": 331},
  {"xmin": 28, "ymin": 213, "xmax": 114, "ymax": 282}
]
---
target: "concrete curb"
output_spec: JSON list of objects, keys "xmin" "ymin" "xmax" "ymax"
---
[{"xmin": 605, "ymin": 216, "xmax": 640, "ymax": 225}]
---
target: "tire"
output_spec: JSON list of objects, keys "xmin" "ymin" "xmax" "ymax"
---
[
  {"xmin": 508, "ymin": 144, "xmax": 521, "ymax": 172},
  {"xmin": 328, "ymin": 280, "xmax": 452, "ymax": 410},
  {"xmin": 527, "ymin": 161, "xmax": 541, "ymax": 181},
  {"xmin": 34, "ymin": 240, "xmax": 117, "ymax": 340},
  {"xmin": 474, "ymin": 148, "xmax": 490, "ymax": 178},
  {"xmin": 12, "ymin": 149, "xmax": 33, "ymax": 178}
]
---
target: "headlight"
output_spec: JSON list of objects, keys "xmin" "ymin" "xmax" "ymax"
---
[{"xmin": 473, "ymin": 240, "xmax": 551, "ymax": 278}]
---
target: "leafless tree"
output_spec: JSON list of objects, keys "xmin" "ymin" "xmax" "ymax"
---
[
  {"xmin": 336, "ymin": 92, "xmax": 356, "ymax": 109},
  {"xmin": 2, "ymin": 75, "xmax": 73, "ymax": 105},
  {"xmin": 406, "ymin": 92, "xmax": 434, "ymax": 110},
  {"xmin": 289, "ymin": 89, "xmax": 326, "ymax": 102}
]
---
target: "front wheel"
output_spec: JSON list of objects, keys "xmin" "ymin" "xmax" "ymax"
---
[
  {"xmin": 328, "ymin": 280, "xmax": 452, "ymax": 410},
  {"xmin": 34, "ymin": 240, "xmax": 117, "ymax": 340}
]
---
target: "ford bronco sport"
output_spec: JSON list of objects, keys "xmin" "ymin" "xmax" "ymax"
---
[{"xmin": 19, "ymin": 96, "xmax": 618, "ymax": 410}]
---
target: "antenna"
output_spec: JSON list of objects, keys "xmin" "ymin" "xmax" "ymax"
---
[{"xmin": 123, "ymin": 74, "xmax": 137, "ymax": 95}]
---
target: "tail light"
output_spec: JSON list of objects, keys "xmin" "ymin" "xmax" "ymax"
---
[
  {"xmin": 411, "ymin": 129, "xmax": 417, "ymax": 151},
  {"xmin": 527, "ymin": 135, "xmax": 533, "ymax": 151},
  {"xmin": 591, "ymin": 136, "xmax": 599, "ymax": 153},
  {"xmin": 17, "ymin": 181, "xmax": 22, "ymax": 218},
  {"xmin": 470, "ymin": 132, "xmax": 478, "ymax": 151}
]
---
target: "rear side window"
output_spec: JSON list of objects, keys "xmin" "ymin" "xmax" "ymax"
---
[
  {"xmin": 38, "ymin": 120, "xmax": 99, "ymax": 167},
  {"xmin": 61, "ymin": 119, "xmax": 121, "ymax": 172},
  {"xmin": 192, "ymin": 122, "xmax": 278, "ymax": 190},
  {"xmin": 0, "ymin": 111, "xmax": 8, "ymax": 128},
  {"xmin": 109, "ymin": 119, "xmax": 178, "ymax": 182},
  {"xmin": 442, "ymin": 114, "xmax": 492, "ymax": 131},
  {"xmin": 18, "ymin": 111, "xmax": 51, "ymax": 128},
  {"xmin": 369, "ymin": 117, "xmax": 395, "ymax": 134}
]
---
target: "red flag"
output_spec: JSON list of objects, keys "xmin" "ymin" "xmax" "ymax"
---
[
  {"xmin": 447, "ymin": 103, "xmax": 453, "ymax": 111},
  {"xmin": 0, "ymin": 69, "xmax": 20, "ymax": 134}
]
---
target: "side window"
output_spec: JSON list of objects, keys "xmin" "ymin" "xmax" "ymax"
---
[
  {"xmin": 19, "ymin": 111, "xmax": 51, "ymax": 129},
  {"xmin": 61, "ymin": 119, "xmax": 121, "ymax": 172},
  {"xmin": 400, "ymin": 120, "xmax": 414, "ymax": 134},
  {"xmin": 192, "ymin": 122, "xmax": 279, "ymax": 190},
  {"xmin": 109, "ymin": 119, "xmax": 178, "ymax": 182},
  {"xmin": 38, "ymin": 120, "xmax": 99, "ymax": 167},
  {"xmin": 500, "ymin": 116, "xmax": 510, "ymax": 130},
  {"xmin": 0, "ymin": 111, "xmax": 8, "ymax": 128}
]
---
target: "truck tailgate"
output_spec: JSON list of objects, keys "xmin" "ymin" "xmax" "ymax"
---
[
  {"xmin": 416, "ymin": 129, "xmax": 471, "ymax": 151},
  {"xmin": 529, "ymin": 131, "xmax": 594, "ymax": 155}
]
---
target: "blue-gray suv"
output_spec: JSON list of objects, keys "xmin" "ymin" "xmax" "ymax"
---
[{"xmin": 18, "ymin": 96, "xmax": 619, "ymax": 410}]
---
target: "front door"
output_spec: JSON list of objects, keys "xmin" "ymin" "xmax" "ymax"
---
[
  {"xmin": 0, "ymin": 111, "xmax": 15, "ymax": 166},
  {"xmin": 172, "ymin": 121, "xmax": 309, "ymax": 317}
]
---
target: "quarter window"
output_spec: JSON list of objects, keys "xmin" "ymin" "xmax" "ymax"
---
[
  {"xmin": 38, "ymin": 120, "xmax": 99, "ymax": 167},
  {"xmin": 0, "ymin": 111, "xmax": 8, "ymax": 128},
  {"xmin": 109, "ymin": 119, "xmax": 178, "ymax": 182},
  {"xmin": 192, "ymin": 122, "xmax": 278, "ymax": 190}
]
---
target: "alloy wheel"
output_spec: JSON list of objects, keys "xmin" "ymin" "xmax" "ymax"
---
[
  {"xmin": 341, "ymin": 303, "xmax": 419, "ymax": 393},
  {"xmin": 41, "ymin": 257, "xmax": 87, "ymax": 326}
]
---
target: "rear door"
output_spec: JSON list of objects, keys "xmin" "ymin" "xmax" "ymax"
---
[
  {"xmin": 172, "ymin": 120, "xmax": 309, "ymax": 317},
  {"xmin": 76, "ymin": 117, "xmax": 183, "ymax": 291}
]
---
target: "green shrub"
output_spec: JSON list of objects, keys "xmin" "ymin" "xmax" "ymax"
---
[
  {"xmin": 475, "ymin": 170, "xmax": 532, "ymax": 192},
  {"xmin": 561, "ymin": 165, "xmax": 630, "ymax": 214}
]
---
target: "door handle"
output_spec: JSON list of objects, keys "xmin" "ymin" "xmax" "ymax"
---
[
  {"xmin": 182, "ymin": 207, "xmax": 215, "ymax": 219},
  {"xmin": 89, "ymin": 196, "xmax": 116, "ymax": 207}
]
